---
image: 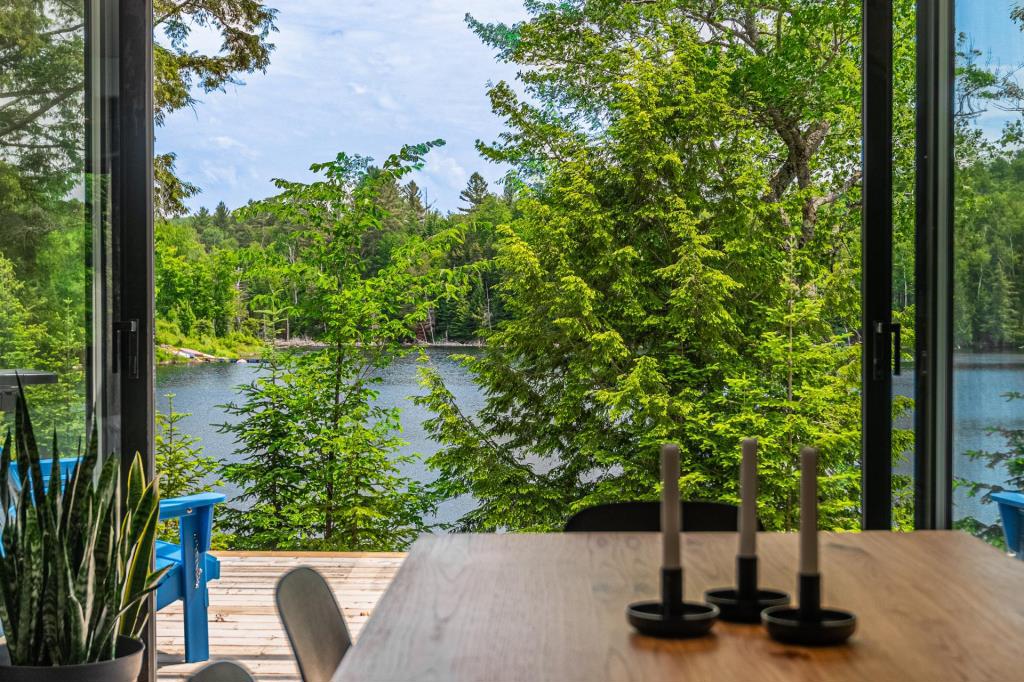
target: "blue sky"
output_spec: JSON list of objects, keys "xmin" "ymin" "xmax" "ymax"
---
[
  {"xmin": 958, "ymin": 1, "xmax": 1024, "ymax": 138},
  {"xmin": 156, "ymin": 1, "xmax": 529, "ymax": 215}
]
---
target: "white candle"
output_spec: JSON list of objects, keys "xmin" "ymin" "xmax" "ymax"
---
[
  {"xmin": 739, "ymin": 438, "xmax": 758, "ymax": 557},
  {"xmin": 799, "ymin": 447, "xmax": 819, "ymax": 575},
  {"xmin": 661, "ymin": 443, "xmax": 681, "ymax": 569}
]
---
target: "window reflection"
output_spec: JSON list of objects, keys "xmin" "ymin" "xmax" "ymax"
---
[{"xmin": 0, "ymin": 0, "xmax": 88, "ymax": 444}]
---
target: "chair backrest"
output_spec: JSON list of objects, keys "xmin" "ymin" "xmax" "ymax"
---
[
  {"xmin": 189, "ymin": 661, "xmax": 255, "ymax": 682},
  {"xmin": 276, "ymin": 566, "xmax": 352, "ymax": 682},
  {"xmin": 564, "ymin": 500, "xmax": 756, "ymax": 532},
  {"xmin": 8, "ymin": 457, "xmax": 81, "ymax": 492}
]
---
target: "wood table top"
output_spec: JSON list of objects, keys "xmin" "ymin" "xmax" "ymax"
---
[{"xmin": 332, "ymin": 531, "xmax": 1024, "ymax": 682}]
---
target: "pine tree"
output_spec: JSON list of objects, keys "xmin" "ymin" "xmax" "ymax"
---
[
  {"xmin": 419, "ymin": 0, "xmax": 901, "ymax": 532},
  {"xmin": 213, "ymin": 201, "xmax": 231, "ymax": 230},
  {"xmin": 459, "ymin": 172, "xmax": 490, "ymax": 212}
]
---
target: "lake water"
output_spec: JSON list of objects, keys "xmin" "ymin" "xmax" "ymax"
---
[
  {"xmin": 158, "ymin": 350, "xmax": 1022, "ymax": 529},
  {"xmin": 156, "ymin": 347, "xmax": 484, "ymax": 527}
]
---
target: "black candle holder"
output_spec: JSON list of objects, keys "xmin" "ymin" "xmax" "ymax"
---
[
  {"xmin": 627, "ymin": 567, "xmax": 719, "ymax": 638},
  {"xmin": 704, "ymin": 556, "xmax": 790, "ymax": 623},
  {"xmin": 761, "ymin": 573, "xmax": 856, "ymax": 646}
]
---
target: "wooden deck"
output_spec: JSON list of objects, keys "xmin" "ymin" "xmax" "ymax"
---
[{"xmin": 156, "ymin": 552, "xmax": 405, "ymax": 680}]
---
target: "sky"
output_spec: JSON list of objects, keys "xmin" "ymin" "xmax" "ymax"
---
[
  {"xmin": 156, "ymin": 0, "xmax": 530, "ymax": 215},
  {"xmin": 958, "ymin": 1, "xmax": 1024, "ymax": 138}
]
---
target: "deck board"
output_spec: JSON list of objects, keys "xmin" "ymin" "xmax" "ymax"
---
[{"xmin": 157, "ymin": 552, "xmax": 404, "ymax": 680}]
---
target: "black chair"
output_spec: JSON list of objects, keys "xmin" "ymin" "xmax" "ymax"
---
[
  {"xmin": 564, "ymin": 500, "xmax": 759, "ymax": 532},
  {"xmin": 276, "ymin": 566, "xmax": 352, "ymax": 682},
  {"xmin": 188, "ymin": 661, "xmax": 255, "ymax": 682}
]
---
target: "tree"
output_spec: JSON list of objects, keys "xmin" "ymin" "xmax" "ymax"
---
[
  {"xmin": 218, "ymin": 142, "xmax": 455, "ymax": 551},
  {"xmin": 154, "ymin": 0, "xmax": 278, "ymax": 215},
  {"xmin": 955, "ymin": 392, "xmax": 1024, "ymax": 548},
  {"xmin": 419, "ymin": 0, "xmax": 914, "ymax": 532},
  {"xmin": 0, "ymin": 0, "xmax": 278, "ymax": 220},
  {"xmin": 458, "ymin": 172, "xmax": 491, "ymax": 212},
  {"xmin": 155, "ymin": 393, "xmax": 220, "ymax": 540},
  {"xmin": 212, "ymin": 201, "xmax": 231, "ymax": 230}
]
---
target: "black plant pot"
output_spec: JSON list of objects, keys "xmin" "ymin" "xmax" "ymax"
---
[{"xmin": 0, "ymin": 636, "xmax": 144, "ymax": 682}]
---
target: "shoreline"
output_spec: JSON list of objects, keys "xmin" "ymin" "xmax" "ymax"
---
[{"xmin": 156, "ymin": 339, "xmax": 484, "ymax": 365}]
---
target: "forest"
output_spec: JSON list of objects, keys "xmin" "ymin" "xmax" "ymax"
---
[
  {"xmin": 3, "ymin": 0, "xmax": 1024, "ymax": 550},
  {"xmin": 154, "ymin": 169, "xmax": 509, "ymax": 360}
]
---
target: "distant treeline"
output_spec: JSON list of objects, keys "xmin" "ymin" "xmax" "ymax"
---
[{"xmin": 154, "ymin": 172, "xmax": 512, "ymax": 355}]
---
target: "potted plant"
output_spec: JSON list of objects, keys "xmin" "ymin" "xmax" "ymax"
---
[{"xmin": 0, "ymin": 383, "xmax": 167, "ymax": 681}]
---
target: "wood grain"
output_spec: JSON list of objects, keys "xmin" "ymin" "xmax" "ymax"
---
[
  {"xmin": 333, "ymin": 532, "xmax": 1024, "ymax": 682},
  {"xmin": 156, "ymin": 553, "xmax": 404, "ymax": 680}
]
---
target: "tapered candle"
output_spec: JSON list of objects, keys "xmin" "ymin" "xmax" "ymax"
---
[
  {"xmin": 661, "ymin": 443, "xmax": 681, "ymax": 569},
  {"xmin": 739, "ymin": 438, "xmax": 758, "ymax": 557},
  {"xmin": 799, "ymin": 447, "xmax": 819, "ymax": 575}
]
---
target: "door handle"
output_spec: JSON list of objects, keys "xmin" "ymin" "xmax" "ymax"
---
[
  {"xmin": 872, "ymin": 320, "xmax": 902, "ymax": 380},
  {"xmin": 113, "ymin": 319, "xmax": 139, "ymax": 378}
]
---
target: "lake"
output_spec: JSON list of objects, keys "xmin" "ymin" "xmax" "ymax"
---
[
  {"xmin": 156, "ymin": 347, "xmax": 484, "ymax": 527},
  {"xmin": 158, "ymin": 349, "xmax": 1022, "ymax": 529}
]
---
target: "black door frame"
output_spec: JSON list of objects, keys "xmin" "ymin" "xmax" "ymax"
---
[
  {"xmin": 88, "ymin": 0, "xmax": 156, "ymax": 677},
  {"xmin": 913, "ymin": 0, "xmax": 955, "ymax": 530},
  {"xmin": 863, "ymin": 0, "xmax": 896, "ymax": 530},
  {"xmin": 115, "ymin": 0, "xmax": 156, "ymax": 677}
]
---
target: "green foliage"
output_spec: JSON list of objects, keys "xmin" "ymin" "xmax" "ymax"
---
[
  {"xmin": 155, "ymin": 393, "xmax": 220, "ymax": 541},
  {"xmin": 954, "ymin": 391, "xmax": 1024, "ymax": 548},
  {"xmin": 0, "ymin": 0, "xmax": 277, "ymax": 219},
  {"xmin": 156, "ymin": 219, "xmax": 242, "ymax": 339},
  {"xmin": 0, "ymin": 0, "xmax": 84, "ymax": 216},
  {"xmin": 217, "ymin": 144, "xmax": 458, "ymax": 551},
  {"xmin": 459, "ymin": 172, "xmax": 491, "ymax": 212},
  {"xmin": 0, "ymin": 387, "xmax": 167, "ymax": 665},
  {"xmin": 154, "ymin": 0, "xmax": 278, "ymax": 215},
  {"xmin": 156, "ymin": 393, "xmax": 219, "ymax": 498},
  {"xmin": 155, "ymin": 319, "xmax": 263, "ymax": 363},
  {"xmin": 418, "ymin": 0, "xmax": 894, "ymax": 533}
]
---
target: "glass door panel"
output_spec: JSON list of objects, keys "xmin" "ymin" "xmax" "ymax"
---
[
  {"xmin": 951, "ymin": 1, "xmax": 1024, "ymax": 544},
  {"xmin": 892, "ymin": 0, "xmax": 918, "ymax": 528},
  {"xmin": 0, "ymin": 0, "xmax": 106, "ymax": 452}
]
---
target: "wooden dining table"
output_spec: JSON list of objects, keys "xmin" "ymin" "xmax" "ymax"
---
[{"xmin": 332, "ymin": 531, "xmax": 1024, "ymax": 681}]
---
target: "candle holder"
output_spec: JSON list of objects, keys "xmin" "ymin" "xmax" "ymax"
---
[
  {"xmin": 704, "ymin": 555, "xmax": 789, "ymax": 623},
  {"xmin": 761, "ymin": 573, "xmax": 856, "ymax": 645},
  {"xmin": 627, "ymin": 567, "xmax": 719, "ymax": 638}
]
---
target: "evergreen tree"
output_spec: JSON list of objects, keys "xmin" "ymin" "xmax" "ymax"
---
[
  {"xmin": 955, "ymin": 392, "xmax": 1024, "ymax": 547},
  {"xmin": 459, "ymin": 172, "xmax": 491, "ymax": 212},
  {"xmin": 419, "ymin": 0, "xmax": 910, "ymax": 532},
  {"xmin": 155, "ymin": 393, "xmax": 220, "ymax": 541},
  {"xmin": 218, "ymin": 143, "xmax": 454, "ymax": 550},
  {"xmin": 213, "ymin": 201, "xmax": 231, "ymax": 229}
]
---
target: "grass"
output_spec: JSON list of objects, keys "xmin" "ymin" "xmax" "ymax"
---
[{"xmin": 156, "ymin": 318, "xmax": 266, "ymax": 362}]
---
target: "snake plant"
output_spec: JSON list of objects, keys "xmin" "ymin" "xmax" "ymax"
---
[{"xmin": 0, "ymin": 380, "xmax": 168, "ymax": 666}]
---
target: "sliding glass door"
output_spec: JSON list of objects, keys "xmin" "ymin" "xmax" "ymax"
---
[
  {"xmin": 0, "ymin": 0, "xmax": 103, "ymax": 448},
  {"xmin": 949, "ymin": 1, "xmax": 1024, "ymax": 542},
  {"xmin": 2, "ymin": 0, "xmax": 155, "ymax": 675}
]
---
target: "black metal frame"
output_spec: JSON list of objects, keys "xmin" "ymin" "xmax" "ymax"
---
[
  {"xmin": 86, "ymin": 0, "xmax": 156, "ymax": 677},
  {"xmin": 862, "ymin": 0, "xmax": 895, "ymax": 530},
  {"xmin": 115, "ymin": 0, "xmax": 156, "ymax": 677},
  {"xmin": 913, "ymin": 0, "xmax": 955, "ymax": 530}
]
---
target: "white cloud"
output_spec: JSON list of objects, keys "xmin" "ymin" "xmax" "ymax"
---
[
  {"xmin": 210, "ymin": 135, "xmax": 259, "ymax": 159},
  {"xmin": 157, "ymin": 0, "xmax": 531, "ymax": 212},
  {"xmin": 200, "ymin": 161, "xmax": 240, "ymax": 188},
  {"xmin": 419, "ymin": 150, "xmax": 469, "ymax": 192}
]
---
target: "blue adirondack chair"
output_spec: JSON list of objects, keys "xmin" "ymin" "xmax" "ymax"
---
[
  {"xmin": 992, "ymin": 491, "xmax": 1024, "ymax": 560},
  {"xmin": 6, "ymin": 457, "xmax": 225, "ymax": 663}
]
